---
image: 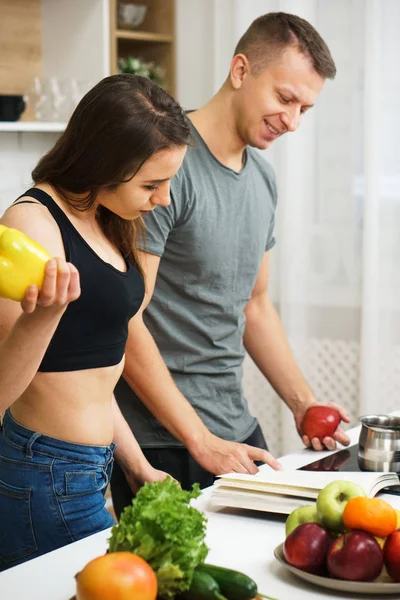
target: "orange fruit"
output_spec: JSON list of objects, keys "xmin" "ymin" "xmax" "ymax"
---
[
  {"xmin": 343, "ymin": 497, "xmax": 397, "ymax": 538},
  {"xmin": 76, "ymin": 552, "xmax": 158, "ymax": 600},
  {"xmin": 396, "ymin": 509, "xmax": 400, "ymax": 529}
]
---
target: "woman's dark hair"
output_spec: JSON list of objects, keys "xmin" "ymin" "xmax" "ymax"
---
[{"xmin": 32, "ymin": 74, "xmax": 191, "ymax": 275}]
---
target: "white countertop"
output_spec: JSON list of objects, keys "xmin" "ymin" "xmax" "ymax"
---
[{"xmin": 1, "ymin": 424, "xmax": 399, "ymax": 600}]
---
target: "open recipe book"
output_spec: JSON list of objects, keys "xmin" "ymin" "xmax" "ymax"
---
[{"xmin": 210, "ymin": 470, "xmax": 400, "ymax": 515}]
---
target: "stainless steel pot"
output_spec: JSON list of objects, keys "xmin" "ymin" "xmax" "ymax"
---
[{"xmin": 358, "ymin": 414, "xmax": 400, "ymax": 472}]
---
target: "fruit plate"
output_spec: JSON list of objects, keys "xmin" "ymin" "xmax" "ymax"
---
[{"xmin": 274, "ymin": 543, "xmax": 400, "ymax": 595}]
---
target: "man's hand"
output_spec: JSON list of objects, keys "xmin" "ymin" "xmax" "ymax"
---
[
  {"xmin": 294, "ymin": 401, "xmax": 351, "ymax": 451},
  {"xmin": 190, "ymin": 431, "xmax": 283, "ymax": 475}
]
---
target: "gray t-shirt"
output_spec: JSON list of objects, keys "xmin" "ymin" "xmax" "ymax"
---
[{"xmin": 114, "ymin": 121, "xmax": 277, "ymax": 447}]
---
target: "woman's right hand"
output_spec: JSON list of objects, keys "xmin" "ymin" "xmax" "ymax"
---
[{"xmin": 21, "ymin": 257, "xmax": 81, "ymax": 314}]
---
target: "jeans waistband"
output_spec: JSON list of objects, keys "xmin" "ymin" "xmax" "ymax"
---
[{"xmin": 1, "ymin": 409, "xmax": 116, "ymax": 465}]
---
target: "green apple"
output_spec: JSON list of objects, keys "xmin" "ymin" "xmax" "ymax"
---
[
  {"xmin": 285, "ymin": 504, "xmax": 320, "ymax": 537},
  {"xmin": 316, "ymin": 480, "xmax": 366, "ymax": 532}
]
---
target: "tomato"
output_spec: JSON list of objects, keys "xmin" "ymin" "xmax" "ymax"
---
[{"xmin": 76, "ymin": 552, "xmax": 158, "ymax": 600}]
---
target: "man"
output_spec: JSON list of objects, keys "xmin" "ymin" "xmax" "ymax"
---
[{"xmin": 111, "ymin": 12, "xmax": 350, "ymax": 517}]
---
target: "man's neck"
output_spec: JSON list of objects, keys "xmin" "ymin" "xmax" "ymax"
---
[{"xmin": 188, "ymin": 89, "xmax": 246, "ymax": 173}]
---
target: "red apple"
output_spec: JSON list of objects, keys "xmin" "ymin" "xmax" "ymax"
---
[
  {"xmin": 302, "ymin": 406, "xmax": 341, "ymax": 440},
  {"xmin": 327, "ymin": 530, "xmax": 383, "ymax": 581},
  {"xmin": 384, "ymin": 529, "xmax": 400, "ymax": 582},
  {"xmin": 283, "ymin": 522, "xmax": 333, "ymax": 574}
]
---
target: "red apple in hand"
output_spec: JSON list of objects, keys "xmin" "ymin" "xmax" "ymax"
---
[
  {"xmin": 302, "ymin": 406, "xmax": 341, "ymax": 440},
  {"xmin": 327, "ymin": 530, "xmax": 383, "ymax": 581},
  {"xmin": 283, "ymin": 522, "xmax": 333, "ymax": 574},
  {"xmin": 384, "ymin": 529, "xmax": 400, "ymax": 581}
]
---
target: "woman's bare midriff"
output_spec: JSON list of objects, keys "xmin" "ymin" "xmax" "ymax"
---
[{"xmin": 9, "ymin": 357, "xmax": 125, "ymax": 446}]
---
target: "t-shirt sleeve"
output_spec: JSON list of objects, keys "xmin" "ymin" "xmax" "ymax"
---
[
  {"xmin": 265, "ymin": 164, "xmax": 278, "ymax": 252},
  {"xmin": 265, "ymin": 213, "xmax": 276, "ymax": 252},
  {"xmin": 138, "ymin": 172, "xmax": 183, "ymax": 257}
]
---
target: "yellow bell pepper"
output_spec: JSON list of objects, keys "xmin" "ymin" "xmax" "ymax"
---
[{"xmin": 0, "ymin": 224, "xmax": 51, "ymax": 302}]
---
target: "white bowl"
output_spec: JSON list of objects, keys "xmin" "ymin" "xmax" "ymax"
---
[{"xmin": 118, "ymin": 3, "xmax": 148, "ymax": 28}]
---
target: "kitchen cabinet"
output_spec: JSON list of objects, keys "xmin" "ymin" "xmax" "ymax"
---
[{"xmin": 110, "ymin": 0, "xmax": 176, "ymax": 96}]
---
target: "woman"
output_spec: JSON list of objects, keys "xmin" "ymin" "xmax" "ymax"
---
[{"xmin": 0, "ymin": 74, "xmax": 190, "ymax": 570}]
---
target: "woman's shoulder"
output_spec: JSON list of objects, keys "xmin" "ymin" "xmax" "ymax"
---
[{"xmin": 1, "ymin": 194, "xmax": 64, "ymax": 257}]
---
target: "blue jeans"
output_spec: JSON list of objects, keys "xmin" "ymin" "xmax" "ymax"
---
[{"xmin": 0, "ymin": 410, "xmax": 116, "ymax": 571}]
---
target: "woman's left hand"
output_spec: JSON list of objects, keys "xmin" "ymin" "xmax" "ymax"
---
[{"xmin": 125, "ymin": 465, "xmax": 177, "ymax": 495}]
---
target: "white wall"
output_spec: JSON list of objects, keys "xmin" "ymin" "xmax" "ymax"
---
[
  {"xmin": 41, "ymin": 0, "xmax": 109, "ymax": 84},
  {"xmin": 175, "ymin": 0, "xmax": 215, "ymax": 110},
  {"xmin": 0, "ymin": 132, "xmax": 59, "ymax": 213}
]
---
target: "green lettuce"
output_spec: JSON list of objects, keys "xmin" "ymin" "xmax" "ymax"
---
[{"xmin": 108, "ymin": 477, "xmax": 209, "ymax": 599}]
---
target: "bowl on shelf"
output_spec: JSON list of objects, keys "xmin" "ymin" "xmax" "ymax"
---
[
  {"xmin": 118, "ymin": 3, "xmax": 148, "ymax": 29},
  {"xmin": 0, "ymin": 95, "xmax": 26, "ymax": 121}
]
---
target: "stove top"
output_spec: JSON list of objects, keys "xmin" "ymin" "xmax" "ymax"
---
[{"xmin": 298, "ymin": 444, "xmax": 400, "ymax": 496}]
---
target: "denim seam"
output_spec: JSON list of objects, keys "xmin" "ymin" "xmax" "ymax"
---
[
  {"xmin": 1, "ymin": 487, "xmax": 38, "ymax": 563},
  {"xmin": 57, "ymin": 488, "xmax": 106, "ymax": 500},
  {"xmin": 47, "ymin": 454, "xmax": 107, "ymax": 466},
  {"xmin": 50, "ymin": 458, "xmax": 74, "ymax": 543},
  {"xmin": 0, "ymin": 455, "xmax": 50, "ymax": 472},
  {"xmin": 0, "ymin": 488, "xmax": 29, "ymax": 500},
  {"xmin": 2, "ymin": 436, "xmax": 32, "ymax": 452}
]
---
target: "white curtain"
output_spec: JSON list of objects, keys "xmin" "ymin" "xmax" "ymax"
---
[{"xmin": 176, "ymin": 0, "xmax": 400, "ymax": 456}]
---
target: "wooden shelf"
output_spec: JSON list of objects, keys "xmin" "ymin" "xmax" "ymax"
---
[
  {"xmin": 0, "ymin": 121, "xmax": 66, "ymax": 133},
  {"xmin": 116, "ymin": 30, "xmax": 173, "ymax": 43},
  {"xmin": 0, "ymin": 0, "xmax": 41, "ymax": 96},
  {"xmin": 110, "ymin": 0, "xmax": 176, "ymax": 96},
  {"xmin": 0, "ymin": 0, "xmax": 109, "ymax": 124}
]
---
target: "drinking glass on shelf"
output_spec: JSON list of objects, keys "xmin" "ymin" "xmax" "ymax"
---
[
  {"xmin": 23, "ymin": 76, "xmax": 43, "ymax": 119},
  {"xmin": 48, "ymin": 78, "xmax": 67, "ymax": 121},
  {"xmin": 58, "ymin": 79, "xmax": 95, "ymax": 120},
  {"xmin": 24, "ymin": 77, "xmax": 54, "ymax": 121},
  {"xmin": 24, "ymin": 77, "xmax": 95, "ymax": 122},
  {"xmin": 57, "ymin": 79, "xmax": 79, "ymax": 121}
]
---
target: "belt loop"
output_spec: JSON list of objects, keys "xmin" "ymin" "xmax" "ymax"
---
[
  {"xmin": 105, "ymin": 446, "xmax": 115, "ymax": 470},
  {"xmin": 25, "ymin": 432, "xmax": 42, "ymax": 459}
]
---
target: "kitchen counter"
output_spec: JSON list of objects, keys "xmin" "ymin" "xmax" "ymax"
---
[{"xmin": 1, "ymin": 423, "xmax": 399, "ymax": 600}]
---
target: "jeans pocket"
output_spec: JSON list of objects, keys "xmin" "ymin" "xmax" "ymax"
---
[
  {"xmin": 65, "ymin": 471, "xmax": 100, "ymax": 496},
  {"xmin": 53, "ymin": 460, "xmax": 107, "ymax": 498},
  {"xmin": 0, "ymin": 479, "xmax": 37, "ymax": 564},
  {"xmin": 56, "ymin": 467, "xmax": 115, "ymax": 542}
]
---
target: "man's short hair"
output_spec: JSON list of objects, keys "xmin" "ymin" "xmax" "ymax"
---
[{"xmin": 234, "ymin": 12, "xmax": 336, "ymax": 80}]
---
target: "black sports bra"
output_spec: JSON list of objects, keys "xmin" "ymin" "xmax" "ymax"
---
[{"xmin": 15, "ymin": 188, "xmax": 145, "ymax": 372}]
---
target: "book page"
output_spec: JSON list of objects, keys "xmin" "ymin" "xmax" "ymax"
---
[
  {"xmin": 211, "ymin": 489, "xmax": 315, "ymax": 514},
  {"xmin": 214, "ymin": 469, "xmax": 399, "ymax": 497}
]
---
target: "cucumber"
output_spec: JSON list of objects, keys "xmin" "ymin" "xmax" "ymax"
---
[
  {"xmin": 196, "ymin": 564, "xmax": 257, "ymax": 600},
  {"xmin": 178, "ymin": 570, "xmax": 227, "ymax": 600}
]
